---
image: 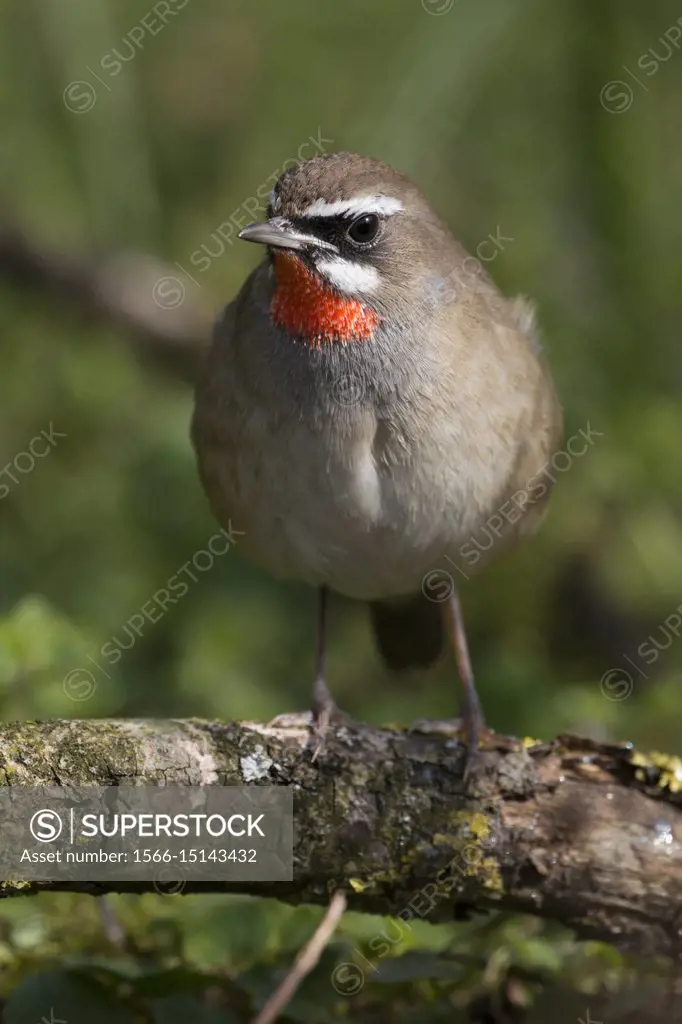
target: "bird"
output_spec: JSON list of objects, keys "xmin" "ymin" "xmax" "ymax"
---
[{"xmin": 191, "ymin": 151, "xmax": 563, "ymax": 764}]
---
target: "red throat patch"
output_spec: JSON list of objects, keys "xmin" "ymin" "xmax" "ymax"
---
[{"xmin": 270, "ymin": 252, "xmax": 380, "ymax": 346}]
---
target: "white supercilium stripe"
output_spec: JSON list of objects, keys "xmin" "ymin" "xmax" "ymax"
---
[
  {"xmin": 303, "ymin": 195, "xmax": 404, "ymax": 219},
  {"xmin": 316, "ymin": 258, "xmax": 380, "ymax": 294}
]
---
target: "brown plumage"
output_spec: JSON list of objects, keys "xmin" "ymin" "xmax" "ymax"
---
[{"xmin": 191, "ymin": 152, "xmax": 563, "ymax": 755}]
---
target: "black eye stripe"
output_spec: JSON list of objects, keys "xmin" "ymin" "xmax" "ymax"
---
[
  {"xmin": 297, "ymin": 214, "xmax": 363, "ymax": 230},
  {"xmin": 292, "ymin": 213, "xmax": 384, "ymax": 239},
  {"xmin": 289, "ymin": 215, "xmax": 350, "ymax": 244}
]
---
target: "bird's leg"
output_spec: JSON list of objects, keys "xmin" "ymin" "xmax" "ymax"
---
[
  {"xmin": 447, "ymin": 587, "xmax": 486, "ymax": 756},
  {"xmin": 268, "ymin": 586, "xmax": 352, "ymax": 749},
  {"xmin": 409, "ymin": 587, "xmax": 493, "ymax": 778},
  {"xmin": 310, "ymin": 585, "xmax": 337, "ymax": 760}
]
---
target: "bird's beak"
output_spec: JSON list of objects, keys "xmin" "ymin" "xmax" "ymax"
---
[{"xmin": 238, "ymin": 217, "xmax": 337, "ymax": 253}]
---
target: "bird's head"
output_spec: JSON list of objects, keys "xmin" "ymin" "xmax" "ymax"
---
[{"xmin": 239, "ymin": 152, "xmax": 453, "ymax": 346}]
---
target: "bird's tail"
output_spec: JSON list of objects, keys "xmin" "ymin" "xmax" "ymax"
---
[{"xmin": 369, "ymin": 593, "xmax": 444, "ymax": 671}]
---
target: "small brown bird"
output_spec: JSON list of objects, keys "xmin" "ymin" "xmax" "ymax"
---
[{"xmin": 191, "ymin": 152, "xmax": 562, "ymax": 760}]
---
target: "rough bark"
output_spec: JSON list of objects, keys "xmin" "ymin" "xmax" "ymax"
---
[{"xmin": 0, "ymin": 716, "xmax": 681, "ymax": 959}]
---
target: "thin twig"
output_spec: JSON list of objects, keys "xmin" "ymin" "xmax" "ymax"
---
[
  {"xmin": 251, "ymin": 891, "xmax": 348, "ymax": 1024},
  {"xmin": 97, "ymin": 895, "xmax": 127, "ymax": 948}
]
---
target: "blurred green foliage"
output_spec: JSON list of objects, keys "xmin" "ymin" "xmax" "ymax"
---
[{"xmin": 1, "ymin": 0, "xmax": 681, "ymax": 1019}]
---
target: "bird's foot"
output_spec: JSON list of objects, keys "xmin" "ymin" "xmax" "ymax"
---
[
  {"xmin": 309, "ymin": 675, "xmax": 359, "ymax": 762},
  {"xmin": 266, "ymin": 704, "xmax": 356, "ymax": 761},
  {"xmin": 408, "ymin": 716, "xmax": 495, "ymax": 788},
  {"xmin": 310, "ymin": 697, "xmax": 354, "ymax": 763}
]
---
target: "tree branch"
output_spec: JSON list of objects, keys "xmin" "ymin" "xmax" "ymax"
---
[
  {"xmin": 1, "ymin": 717, "xmax": 681, "ymax": 958},
  {"xmin": 0, "ymin": 219, "xmax": 208, "ymax": 382}
]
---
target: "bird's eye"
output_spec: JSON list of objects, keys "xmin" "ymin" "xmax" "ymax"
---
[{"xmin": 347, "ymin": 213, "xmax": 380, "ymax": 245}]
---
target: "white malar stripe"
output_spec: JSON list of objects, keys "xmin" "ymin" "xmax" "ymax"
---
[
  {"xmin": 316, "ymin": 257, "xmax": 380, "ymax": 294},
  {"xmin": 303, "ymin": 195, "xmax": 404, "ymax": 219}
]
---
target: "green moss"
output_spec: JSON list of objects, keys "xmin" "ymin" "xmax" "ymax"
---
[
  {"xmin": 333, "ymin": 789, "xmax": 507, "ymax": 901},
  {"xmin": 349, "ymin": 762, "xmax": 375, "ymax": 789},
  {"xmin": 0, "ymin": 764, "xmax": 19, "ymax": 785},
  {"xmin": 434, "ymin": 812, "xmax": 504, "ymax": 897},
  {"xmin": 0, "ymin": 879, "xmax": 34, "ymax": 892},
  {"xmin": 459, "ymin": 811, "xmax": 493, "ymax": 842},
  {"xmin": 0, "ymin": 720, "xmax": 144, "ymax": 784},
  {"xmin": 630, "ymin": 749, "xmax": 682, "ymax": 793}
]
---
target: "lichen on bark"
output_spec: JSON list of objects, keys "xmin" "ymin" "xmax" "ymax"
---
[{"xmin": 0, "ymin": 716, "xmax": 680, "ymax": 959}]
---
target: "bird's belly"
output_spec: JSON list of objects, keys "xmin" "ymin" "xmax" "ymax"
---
[{"xmin": 221, "ymin": 420, "xmax": 498, "ymax": 601}]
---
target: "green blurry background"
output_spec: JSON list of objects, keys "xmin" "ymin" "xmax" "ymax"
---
[{"xmin": 1, "ymin": 0, "xmax": 681, "ymax": 1020}]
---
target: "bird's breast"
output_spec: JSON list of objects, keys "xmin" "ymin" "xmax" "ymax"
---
[
  {"xmin": 193, "ymin": 267, "xmax": 557, "ymax": 599},
  {"xmin": 201, "ymin": 395, "xmax": 510, "ymax": 600},
  {"xmin": 270, "ymin": 253, "xmax": 380, "ymax": 345}
]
